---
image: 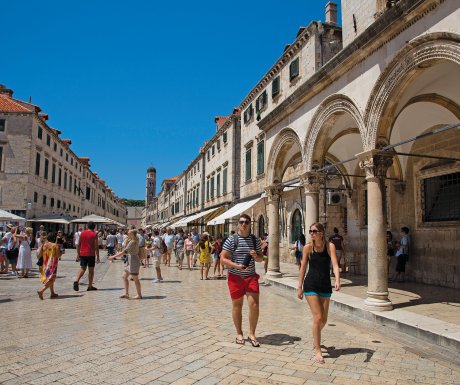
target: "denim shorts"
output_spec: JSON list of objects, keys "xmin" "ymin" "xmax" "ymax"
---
[{"xmin": 304, "ymin": 291, "xmax": 332, "ymax": 298}]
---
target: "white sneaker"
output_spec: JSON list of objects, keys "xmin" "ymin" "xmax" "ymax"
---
[{"xmin": 152, "ymin": 278, "xmax": 162, "ymax": 283}]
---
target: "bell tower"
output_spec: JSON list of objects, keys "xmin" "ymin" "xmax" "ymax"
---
[{"xmin": 146, "ymin": 165, "xmax": 156, "ymax": 205}]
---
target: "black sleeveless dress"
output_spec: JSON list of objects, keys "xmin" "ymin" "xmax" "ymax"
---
[{"xmin": 303, "ymin": 245, "xmax": 332, "ymax": 294}]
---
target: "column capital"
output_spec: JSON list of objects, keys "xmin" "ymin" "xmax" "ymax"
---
[
  {"xmin": 300, "ymin": 172, "xmax": 324, "ymax": 193},
  {"xmin": 264, "ymin": 184, "xmax": 284, "ymax": 200},
  {"xmin": 357, "ymin": 150, "xmax": 393, "ymax": 181}
]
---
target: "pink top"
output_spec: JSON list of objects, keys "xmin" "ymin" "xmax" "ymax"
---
[{"xmin": 184, "ymin": 238, "xmax": 194, "ymax": 251}]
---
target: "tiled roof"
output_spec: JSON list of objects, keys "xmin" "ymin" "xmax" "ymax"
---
[{"xmin": 0, "ymin": 94, "xmax": 33, "ymax": 112}]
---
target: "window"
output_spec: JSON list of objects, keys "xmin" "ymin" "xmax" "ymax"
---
[
  {"xmin": 69, "ymin": 175, "xmax": 72, "ymax": 192},
  {"xmin": 52, "ymin": 164, "xmax": 56, "ymax": 183},
  {"xmin": 0, "ymin": 146, "xmax": 3, "ymax": 171},
  {"xmin": 272, "ymin": 76, "xmax": 281, "ymax": 97},
  {"xmin": 192, "ymin": 190, "xmax": 195, "ymax": 208},
  {"xmin": 255, "ymin": 90, "xmax": 267, "ymax": 114},
  {"xmin": 64, "ymin": 171, "xmax": 67, "ymax": 189},
  {"xmin": 53, "ymin": 142, "xmax": 57, "ymax": 152},
  {"xmin": 86, "ymin": 187, "xmax": 91, "ymax": 200},
  {"xmin": 211, "ymin": 176, "xmax": 215, "ymax": 199},
  {"xmin": 290, "ymin": 57, "xmax": 300, "ymax": 80},
  {"xmin": 223, "ymin": 131, "xmax": 227, "ymax": 143},
  {"xmin": 245, "ymin": 148, "xmax": 252, "ymax": 181},
  {"xmin": 423, "ymin": 172, "xmax": 460, "ymax": 222},
  {"xmin": 217, "ymin": 173, "xmax": 221, "ymax": 196},
  {"xmin": 257, "ymin": 140, "xmax": 264, "ymax": 175},
  {"xmin": 223, "ymin": 168, "xmax": 227, "ymax": 193},
  {"xmin": 217, "ymin": 139, "xmax": 220, "ymax": 151},
  {"xmin": 71, "ymin": 158, "xmax": 73, "ymax": 166},
  {"xmin": 38, "ymin": 126, "xmax": 43, "ymax": 139},
  {"xmin": 291, "ymin": 209, "xmax": 303, "ymax": 242},
  {"xmin": 212, "ymin": 145, "xmax": 215, "ymax": 156},
  {"xmin": 0, "ymin": 119, "xmax": 5, "ymax": 132},
  {"xmin": 58, "ymin": 168, "xmax": 62, "ymax": 186},
  {"xmin": 46, "ymin": 134, "xmax": 51, "ymax": 146},
  {"xmin": 66, "ymin": 153, "xmax": 68, "ymax": 162},
  {"xmin": 44, "ymin": 158, "xmax": 49, "ymax": 180},
  {"xmin": 206, "ymin": 179, "xmax": 210, "ymax": 201},
  {"xmin": 197, "ymin": 163, "xmax": 199, "ymax": 171},
  {"xmin": 57, "ymin": 199, "xmax": 61, "ymax": 209},
  {"xmin": 35, "ymin": 153, "xmax": 41, "ymax": 176},
  {"xmin": 243, "ymin": 104, "xmax": 254, "ymax": 124},
  {"xmin": 196, "ymin": 187, "xmax": 199, "ymax": 206},
  {"xmin": 207, "ymin": 150, "xmax": 210, "ymax": 161},
  {"xmin": 42, "ymin": 195, "xmax": 47, "ymax": 207},
  {"xmin": 33, "ymin": 192, "xmax": 38, "ymax": 203},
  {"xmin": 60, "ymin": 148, "xmax": 63, "ymax": 157},
  {"xmin": 50, "ymin": 198, "xmax": 54, "ymax": 208}
]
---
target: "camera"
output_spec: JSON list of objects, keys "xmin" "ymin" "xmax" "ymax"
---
[{"xmin": 242, "ymin": 254, "xmax": 252, "ymax": 267}]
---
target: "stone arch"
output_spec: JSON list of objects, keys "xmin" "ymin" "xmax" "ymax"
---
[
  {"xmin": 365, "ymin": 32, "xmax": 460, "ymax": 150},
  {"xmin": 304, "ymin": 94, "xmax": 366, "ymax": 170},
  {"xmin": 267, "ymin": 128, "xmax": 303, "ymax": 185}
]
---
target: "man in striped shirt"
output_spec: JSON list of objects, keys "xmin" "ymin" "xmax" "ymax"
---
[{"xmin": 221, "ymin": 214, "xmax": 264, "ymax": 347}]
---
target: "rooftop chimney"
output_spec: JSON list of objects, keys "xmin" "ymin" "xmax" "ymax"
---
[
  {"xmin": 0, "ymin": 85, "xmax": 13, "ymax": 97},
  {"xmin": 325, "ymin": 2, "xmax": 338, "ymax": 25}
]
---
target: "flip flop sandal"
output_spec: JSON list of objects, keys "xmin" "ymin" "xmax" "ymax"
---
[
  {"xmin": 235, "ymin": 337, "xmax": 245, "ymax": 345},
  {"xmin": 247, "ymin": 337, "xmax": 260, "ymax": 347}
]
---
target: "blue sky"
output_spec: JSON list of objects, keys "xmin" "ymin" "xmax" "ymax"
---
[{"xmin": 3, "ymin": 0, "xmax": 340, "ymax": 199}]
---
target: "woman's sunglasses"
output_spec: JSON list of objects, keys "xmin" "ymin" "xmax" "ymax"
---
[{"xmin": 309, "ymin": 229, "xmax": 320, "ymax": 235}]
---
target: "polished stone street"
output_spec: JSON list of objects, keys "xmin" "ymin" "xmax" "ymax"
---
[{"xmin": 0, "ymin": 250, "xmax": 459, "ymax": 385}]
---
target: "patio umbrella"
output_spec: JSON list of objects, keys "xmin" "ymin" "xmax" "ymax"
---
[
  {"xmin": 0, "ymin": 209, "xmax": 26, "ymax": 224},
  {"xmin": 71, "ymin": 214, "xmax": 119, "ymax": 224}
]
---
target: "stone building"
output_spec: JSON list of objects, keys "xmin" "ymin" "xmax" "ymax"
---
[
  {"xmin": 0, "ymin": 85, "xmax": 127, "ymax": 225},
  {"xmin": 145, "ymin": 0, "xmax": 460, "ymax": 303},
  {"xmin": 251, "ymin": 0, "xmax": 460, "ymax": 306}
]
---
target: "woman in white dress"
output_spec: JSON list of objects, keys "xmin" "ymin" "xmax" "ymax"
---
[{"xmin": 17, "ymin": 227, "xmax": 33, "ymax": 278}]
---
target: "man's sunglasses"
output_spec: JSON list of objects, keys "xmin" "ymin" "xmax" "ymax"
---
[{"xmin": 239, "ymin": 220, "xmax": 251, "ymax": 225}]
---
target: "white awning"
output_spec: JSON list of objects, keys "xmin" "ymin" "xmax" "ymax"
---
[
  {"xmin": 207, "ymin": 197, "xmax": 264, "ymax": 226},
  {"xmin": 173, "ymin": 207, "xmax": 222, "ymax": 228}
]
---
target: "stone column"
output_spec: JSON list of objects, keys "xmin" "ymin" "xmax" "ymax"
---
[
  {"xmin": 300, "ymin": 172, "xmax": 323, "ymax": 228},
  {"xmin": 358, "ymin": 150, "xmax": 394, "ymax": 311},
  {"xmin": 265, "ymin": 184, "xmax": 284, "ymax": 278}
]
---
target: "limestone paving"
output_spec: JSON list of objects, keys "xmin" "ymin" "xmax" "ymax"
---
[{"xmin": 0, "ymin": 249, "xmax": 459, "ymax": 385}]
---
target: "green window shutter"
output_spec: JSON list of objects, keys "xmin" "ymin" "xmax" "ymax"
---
[
  {"xmin": 223, "ymin": 168, "xmax": 227, "ymax": 193},
  {"xmin": 246, "ymin": 149, "xmax": 252, "ymax": 181},
  {"xmin": 290, "ymin": 58, "xmax": 299, "ymax": 80},
  {"xmin": 217, "ymin": 174, "xmax": 221, "ymax": 196},
  {"xmin": 257, "ymin": 141, "xmax": 264, "ymax": 175},
  {"xmin": 35, "ymin": 153, "xmax": 41, "ymax": 175}
]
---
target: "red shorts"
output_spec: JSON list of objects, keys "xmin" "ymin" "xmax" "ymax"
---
[{"xmin": 227, "ymin": 273, "xmax": 260, "ymax": 300}]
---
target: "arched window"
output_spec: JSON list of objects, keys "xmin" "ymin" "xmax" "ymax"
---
[
  {"xmin": 291, "ymin": 209, "xmax": 302, "ymax": 243},
  {"xmin": 258, "ymin": 216, "xmax": 265, "ymax": 238}
]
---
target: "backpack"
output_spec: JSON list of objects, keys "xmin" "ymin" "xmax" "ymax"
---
[
  {"xmin": 160, "ymin": 239, "xmax": 168, "ymax": 254},
  {"xmin": 232, "ymin": 234, "xmax": 257, "ymax": 253}
]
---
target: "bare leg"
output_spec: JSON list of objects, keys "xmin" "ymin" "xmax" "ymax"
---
[
  {"xmin": 246, "ymin": 292, "xmax": 260, "ymax": 341},
  {"xmin": 76, "ymin": 267, "xmax": 87, "ymax": 283},
  {"xmin": 306, "ymin": 295, "xmax": 328, "ymax": 363},
  {"xmin": 132, "ymin": 276, "xmax": 142, "ymax": 298},
  {"xmin": 121, "ymin": 271, "xmax": 129, "ymax": 297},
  {"xmin": 200, "ymin": 264, "xmax": 204, "ymax": 280},
  {"xmin": 231, "ymin": 296, "xmax": 244, "ymax": 340},
  {"xmin": 155, "ymin": 266, "xmax": 162, "ymax": 280},
  {"xmin": 205, "ymin": 263, "xmax": 210, "ymax": 279},
  {"xmin": 88, "ymin": 267, "xmax": 95, "ymax": 288}
]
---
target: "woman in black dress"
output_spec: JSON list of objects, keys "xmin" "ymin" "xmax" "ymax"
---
[{"xmin": 297, "ymin": 222, "xmax": 341, "ymax": 364}]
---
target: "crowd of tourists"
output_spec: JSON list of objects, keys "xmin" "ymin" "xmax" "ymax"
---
[{"xmin": 0, "ymin": 217, "xmax": 411, "ymax": 363}]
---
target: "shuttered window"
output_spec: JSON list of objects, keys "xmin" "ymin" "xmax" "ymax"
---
[
  {"xmin": 246, "ymin": 148, "xmax": 252, "ymax": 181},
  {"xmin": 289, "ymin": 57, "xmax": 300, "ymax": 80},
  {"xmin": 272, "ymin": 76, "xmax": 280, "ymax": 97},
  {"xmin": 257, "ymin": 141, "xmax": 264, "ymax": 175},
  {"xmin": 223, "ymin": 168, "xmax": 227, "ymax": 193}
]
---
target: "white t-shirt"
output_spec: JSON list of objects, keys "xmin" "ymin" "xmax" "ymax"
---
[
  {"xmin": 74, "ymin": 231, "xmax": 81, "ymax": 246},
  {"xmin": 153, "ymin": 236, "xmax": 161, "ymax": 257}
]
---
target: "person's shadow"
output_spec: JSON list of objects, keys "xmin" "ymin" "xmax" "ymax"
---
[
  {"xmin": 323, "ymin": 345, "xmax": 375, "ymax": 362},
  {"xmin": 256, "ymin": 333, "xmax": 301, "ymax": 346}
]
